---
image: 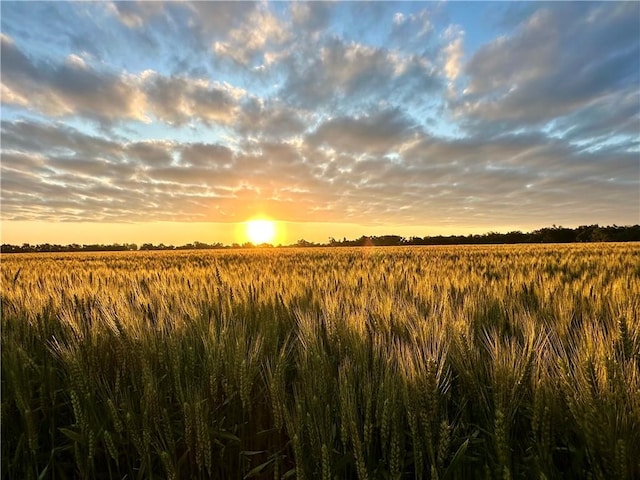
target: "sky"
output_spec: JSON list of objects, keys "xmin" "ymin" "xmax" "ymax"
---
[{"xmin": 1, "ymin": 1, "xmax": 639, "ymax": 246}]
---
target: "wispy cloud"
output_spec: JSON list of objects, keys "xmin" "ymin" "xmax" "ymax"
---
[{"xmin": 456, "ymin": 3, "xmax": 639, "ymax": 133}]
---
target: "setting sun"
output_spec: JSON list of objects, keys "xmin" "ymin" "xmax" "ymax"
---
[{"xmin": 246, "ymin": 219, "xmax": 276, "ymax": 245}]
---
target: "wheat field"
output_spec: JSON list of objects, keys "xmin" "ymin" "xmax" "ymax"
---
[{"xmin": 2, "ymin": 244, "xmax": 639, "ymax": 479}]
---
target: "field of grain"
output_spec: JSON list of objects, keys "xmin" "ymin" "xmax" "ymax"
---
[{"xmin": 1, "ymin": 244, "xmax": 639, "ymax": 479}]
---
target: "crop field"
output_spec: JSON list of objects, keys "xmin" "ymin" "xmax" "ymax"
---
[{"xmin": 1, "ymin": 244, "xmax": 639, "ymax": 479}]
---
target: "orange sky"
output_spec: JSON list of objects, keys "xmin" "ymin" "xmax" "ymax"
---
[{"xmin": 1, "ymin": 220, "xmax": 520, "ymax": 246}]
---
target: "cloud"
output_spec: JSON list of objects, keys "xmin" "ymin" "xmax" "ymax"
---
[
  {"xmin": 141, "ymin": 72, "xmax": 245, "ymax": 126},
  {"xmin": 390, "ymin": 8, "xmax": 434, "ymax": 41},
  {"xmin": 281, "ymin": 36, "xmax": 440, "ymax": 110},
  {"xmin": 105, "ymin": 1, "xmax": 260, "ymax": 53},
  {"xmin": 290, "ymin": 2, "xmax": 333, "ymax": 33},
  {"xmin": 179, "ymin": 143, "xmax": 234, "ymax": 168},
  {"xmin": 234, "ymin": 98, "xmax": 308, "ymax": 139},
  {"xmin": 308, "ymin": 108, "xmax": 417, "ymax": 156},
  {"xmin": 0, "ymin": 120, "xmax": 308, "ymax": 222},
  {"xmin": 1, "ymin": 35, "xmax": 246, "ymax": 127},
  {"xmin": 126, "ymin": 140, "xmax": 175, "ymax": 167},
  {"xmin": 212, "ymin": 4, "xmax": 290, "ymax": 66},
  {"xmin": 2, "ymin": 117, "xmax": 637, "ymax": 227},
  {"xmin": 455, "ymin": 3, "xmax": 640, "ymax": 129},
  {"xmin": 187, "ymin": 1, "xmax": 259, "ymax": 37},
  {"xmin": 1, "ymin": 119, "xmax": 123, "ymax": 159},
  {"xmin": 441, "ymin": 25, "xmax": 464, "ymax": 84},
  {"xmin": 106, "ymin": 1, "xmax": 165, "ymax": 29},
  {"xmin": 1, "ymin": 34, "xmax": 147, "ymax": 124},
  {"xmin": 551, "ymin": 88, "xmax": 640, "ymax": 144}
]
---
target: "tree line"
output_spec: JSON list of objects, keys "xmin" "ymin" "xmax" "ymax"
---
[
  {"xmin": 1, "ymin": 224, "xmax": 638, "ymax": 253},
  {"xmin": 324, "ymin": 224, "xmax": 640, "ymax": 247}
]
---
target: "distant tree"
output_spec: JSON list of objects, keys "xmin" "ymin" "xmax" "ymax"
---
[
  {"xmin": 372, "ymin": 235, "xmax": 404, "ymax": 246},
  {"xmin": 576, "ymin": 225, "xmax": 597, "ymax": 242},
  {"xmin": 296, "ymin": 239, "xmax": 315, "ymax": 247},
  {"xmin": 503, "ymin": 231, "xmax": 526, "ymax": 244},
  {"xmin": 591, "ymin": 228, "xmax": 610, "ymax": 242}
]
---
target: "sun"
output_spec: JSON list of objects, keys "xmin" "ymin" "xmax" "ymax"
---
[{"xmin": 246, "ymin": 219, "xmax": 276, "ymax": 245}]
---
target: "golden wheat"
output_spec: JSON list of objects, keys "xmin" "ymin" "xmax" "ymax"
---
[{"xmin": 1, "ymin": 244, "xmax": 639, "ymax": 479}]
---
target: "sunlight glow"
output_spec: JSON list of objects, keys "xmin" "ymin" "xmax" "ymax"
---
[{"xmin": 246, "ymin": 219, "xmax": 276, "ymax": 245}]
